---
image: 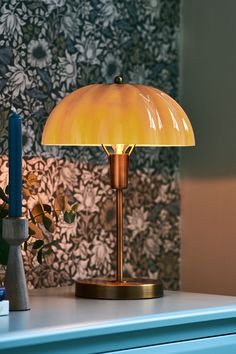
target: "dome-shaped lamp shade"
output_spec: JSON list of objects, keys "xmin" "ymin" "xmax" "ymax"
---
[{"xmin": 42, "ymin": 83, "xmax": 195, "ymax": 146}]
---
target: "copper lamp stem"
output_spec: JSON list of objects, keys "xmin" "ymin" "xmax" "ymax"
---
[
  {"xmin": 116, "ymin": 189, "xmax": 123, "ymax": 282},
  {"xmin": 75, "ymin": 146, "xmax": 163, "ymax": 299},
  {"xmin": 109, "ymin": 152, "xmax": 129, "ymax": 283}
]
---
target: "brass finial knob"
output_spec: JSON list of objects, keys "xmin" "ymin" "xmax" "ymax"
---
[{"xmin": 114, "ymin": 75, "xmax": 123, "ymax": 84}]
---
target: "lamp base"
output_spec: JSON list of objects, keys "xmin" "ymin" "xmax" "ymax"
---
[{"xmin": 75, "ymin": 278, "xmax": 163, "ymax": 299}]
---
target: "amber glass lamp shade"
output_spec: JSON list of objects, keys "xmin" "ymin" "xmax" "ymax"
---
[
  {"xmin": 42, "ymin": 83, "xmax": 195, "ymax": 147},
  {"xmin": 42, "ymin": 79, "xmax": 195, "ymax": 300}
]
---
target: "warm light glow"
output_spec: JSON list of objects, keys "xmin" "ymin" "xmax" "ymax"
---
[
  {"xmin": 42, "ymin": 83, "xmax": 195, "ymax": 147},
  {"xmin": 112, "ymin": 144, "xmax": 128, "ymax": 154}
]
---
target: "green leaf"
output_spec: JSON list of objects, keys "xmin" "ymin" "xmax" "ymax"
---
[
  {"xmin": 5, "ymin": 185, "xmax": 9, "ymax": 195},
  {"xmin": 44, "ymin": 248, "xmax": 53, "ymax": 255},
  {"xmin": 28, "ymin": 222, "xmax": 44, "ymax": 239},
  {"xmin": 0, "ymin": 207, "xmax": 8, "ymax": 219},
  {"xmin": 47, "ymin": 240, "xmax": 59, "ymax": 247},
  {"xmin": 0, "ymin": 187, "xmax": 9, "ymax": 203},
  {"xmin": 0, "ymin": 239, "xmax": 9, "ymax": 265},
  {"xmin": 33, "ymin": 240, "xmax": 44, "ymax": 249},
  {"xmin": 37, "ymin": 249, "xmax": 43, "ymax": 264},
  {"xmin": 42, "ymin": 215, "xmax": 52, "ymax": 232},
  {"xmin": 24, "ymin": 241, "xmax": 28, "ymax": 252},
  {"xmin": 54, "ymin": 210, "xmax": 59, "ymax": 223},
  {"xmin": 29, "ymin": 210, "xmax": 36, "ymax": 224},
  {"xmin": 43, "ymin": 204, "xmax": 51, "ymax": 214},
  {"xmin": 71, "ymin": 203, "xmax": 78, "ymax": 212},
  {"xmin": 64, "ymin": 211, "xmax": 75, "ymax": 224},
  {"xmin": 42, "ymin": 240, "xmax": 59, "ymax": 254},
  {"xmin": 0, "ymin": 220, "xmax": 9, "ymax": 265}
]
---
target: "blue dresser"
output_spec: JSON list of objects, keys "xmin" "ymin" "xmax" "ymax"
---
[{"xmin": 0, "ymin": 286, "xmax": 236, "ymax": 353}]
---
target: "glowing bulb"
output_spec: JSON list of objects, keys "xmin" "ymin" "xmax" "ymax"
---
[{"xmin": 112, "ymin": 144, "xmax": 129, "ymax": 154}]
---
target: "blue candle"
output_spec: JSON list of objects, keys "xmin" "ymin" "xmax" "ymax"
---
[{"xmin": 8, "ymin": 111, "xmax": 22, "ymax": 217}]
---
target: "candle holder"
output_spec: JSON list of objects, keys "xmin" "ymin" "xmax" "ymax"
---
[{"xmin": 2, "ymin": 217, "xmax": 30, "ymax": 311}]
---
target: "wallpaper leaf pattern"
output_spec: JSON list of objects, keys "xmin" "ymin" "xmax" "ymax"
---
[{"xmin": 0, "ymin": 0, "xmax": 180, "ymax": 290}]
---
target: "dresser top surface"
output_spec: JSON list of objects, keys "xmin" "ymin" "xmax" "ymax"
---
[{"xmin": 1, "ymin": 286, "xmax": 236, "ymax": 348}]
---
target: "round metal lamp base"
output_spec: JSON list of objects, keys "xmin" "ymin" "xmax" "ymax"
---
[{"xmin": 75, "ymin": 278, "xmax": 163, "ymax": 299}]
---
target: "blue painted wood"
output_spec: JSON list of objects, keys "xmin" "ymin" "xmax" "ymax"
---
[
  {"xmin": 0, "ymin": 286, "xmax": 236, "ymax": 354},
  {"xmin": 108, "ymin": 334, "xmax": 236, "ymax": 354}
]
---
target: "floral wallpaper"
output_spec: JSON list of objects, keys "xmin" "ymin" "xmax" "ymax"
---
[{"xmin": 0, "ymin": 0, "xmax": 180, "ymax": 290}]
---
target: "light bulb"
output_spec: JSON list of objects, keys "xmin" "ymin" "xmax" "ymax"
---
[{"xmin": 112, "ymin": 144, "xmax": 129, "ymax": 154}]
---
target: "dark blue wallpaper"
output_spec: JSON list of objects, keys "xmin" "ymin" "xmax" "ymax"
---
[{"xmin": 0, "ymin": 0, "xmax": 181, "ymax": 290}]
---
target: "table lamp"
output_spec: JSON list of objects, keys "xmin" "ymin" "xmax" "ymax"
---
[{"xmin": 42, "ymin": 76, "xmax": 195, "ymax": 299}]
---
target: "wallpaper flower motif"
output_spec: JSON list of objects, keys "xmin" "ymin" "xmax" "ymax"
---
[{"xmin": 0, "ymin": 0, "xmax": 180, "ymax": 290}]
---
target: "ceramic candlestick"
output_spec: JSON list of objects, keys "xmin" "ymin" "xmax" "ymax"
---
[{"xmin": 2, "ymin": 217, "xmax": 30, "ymax": 311}]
